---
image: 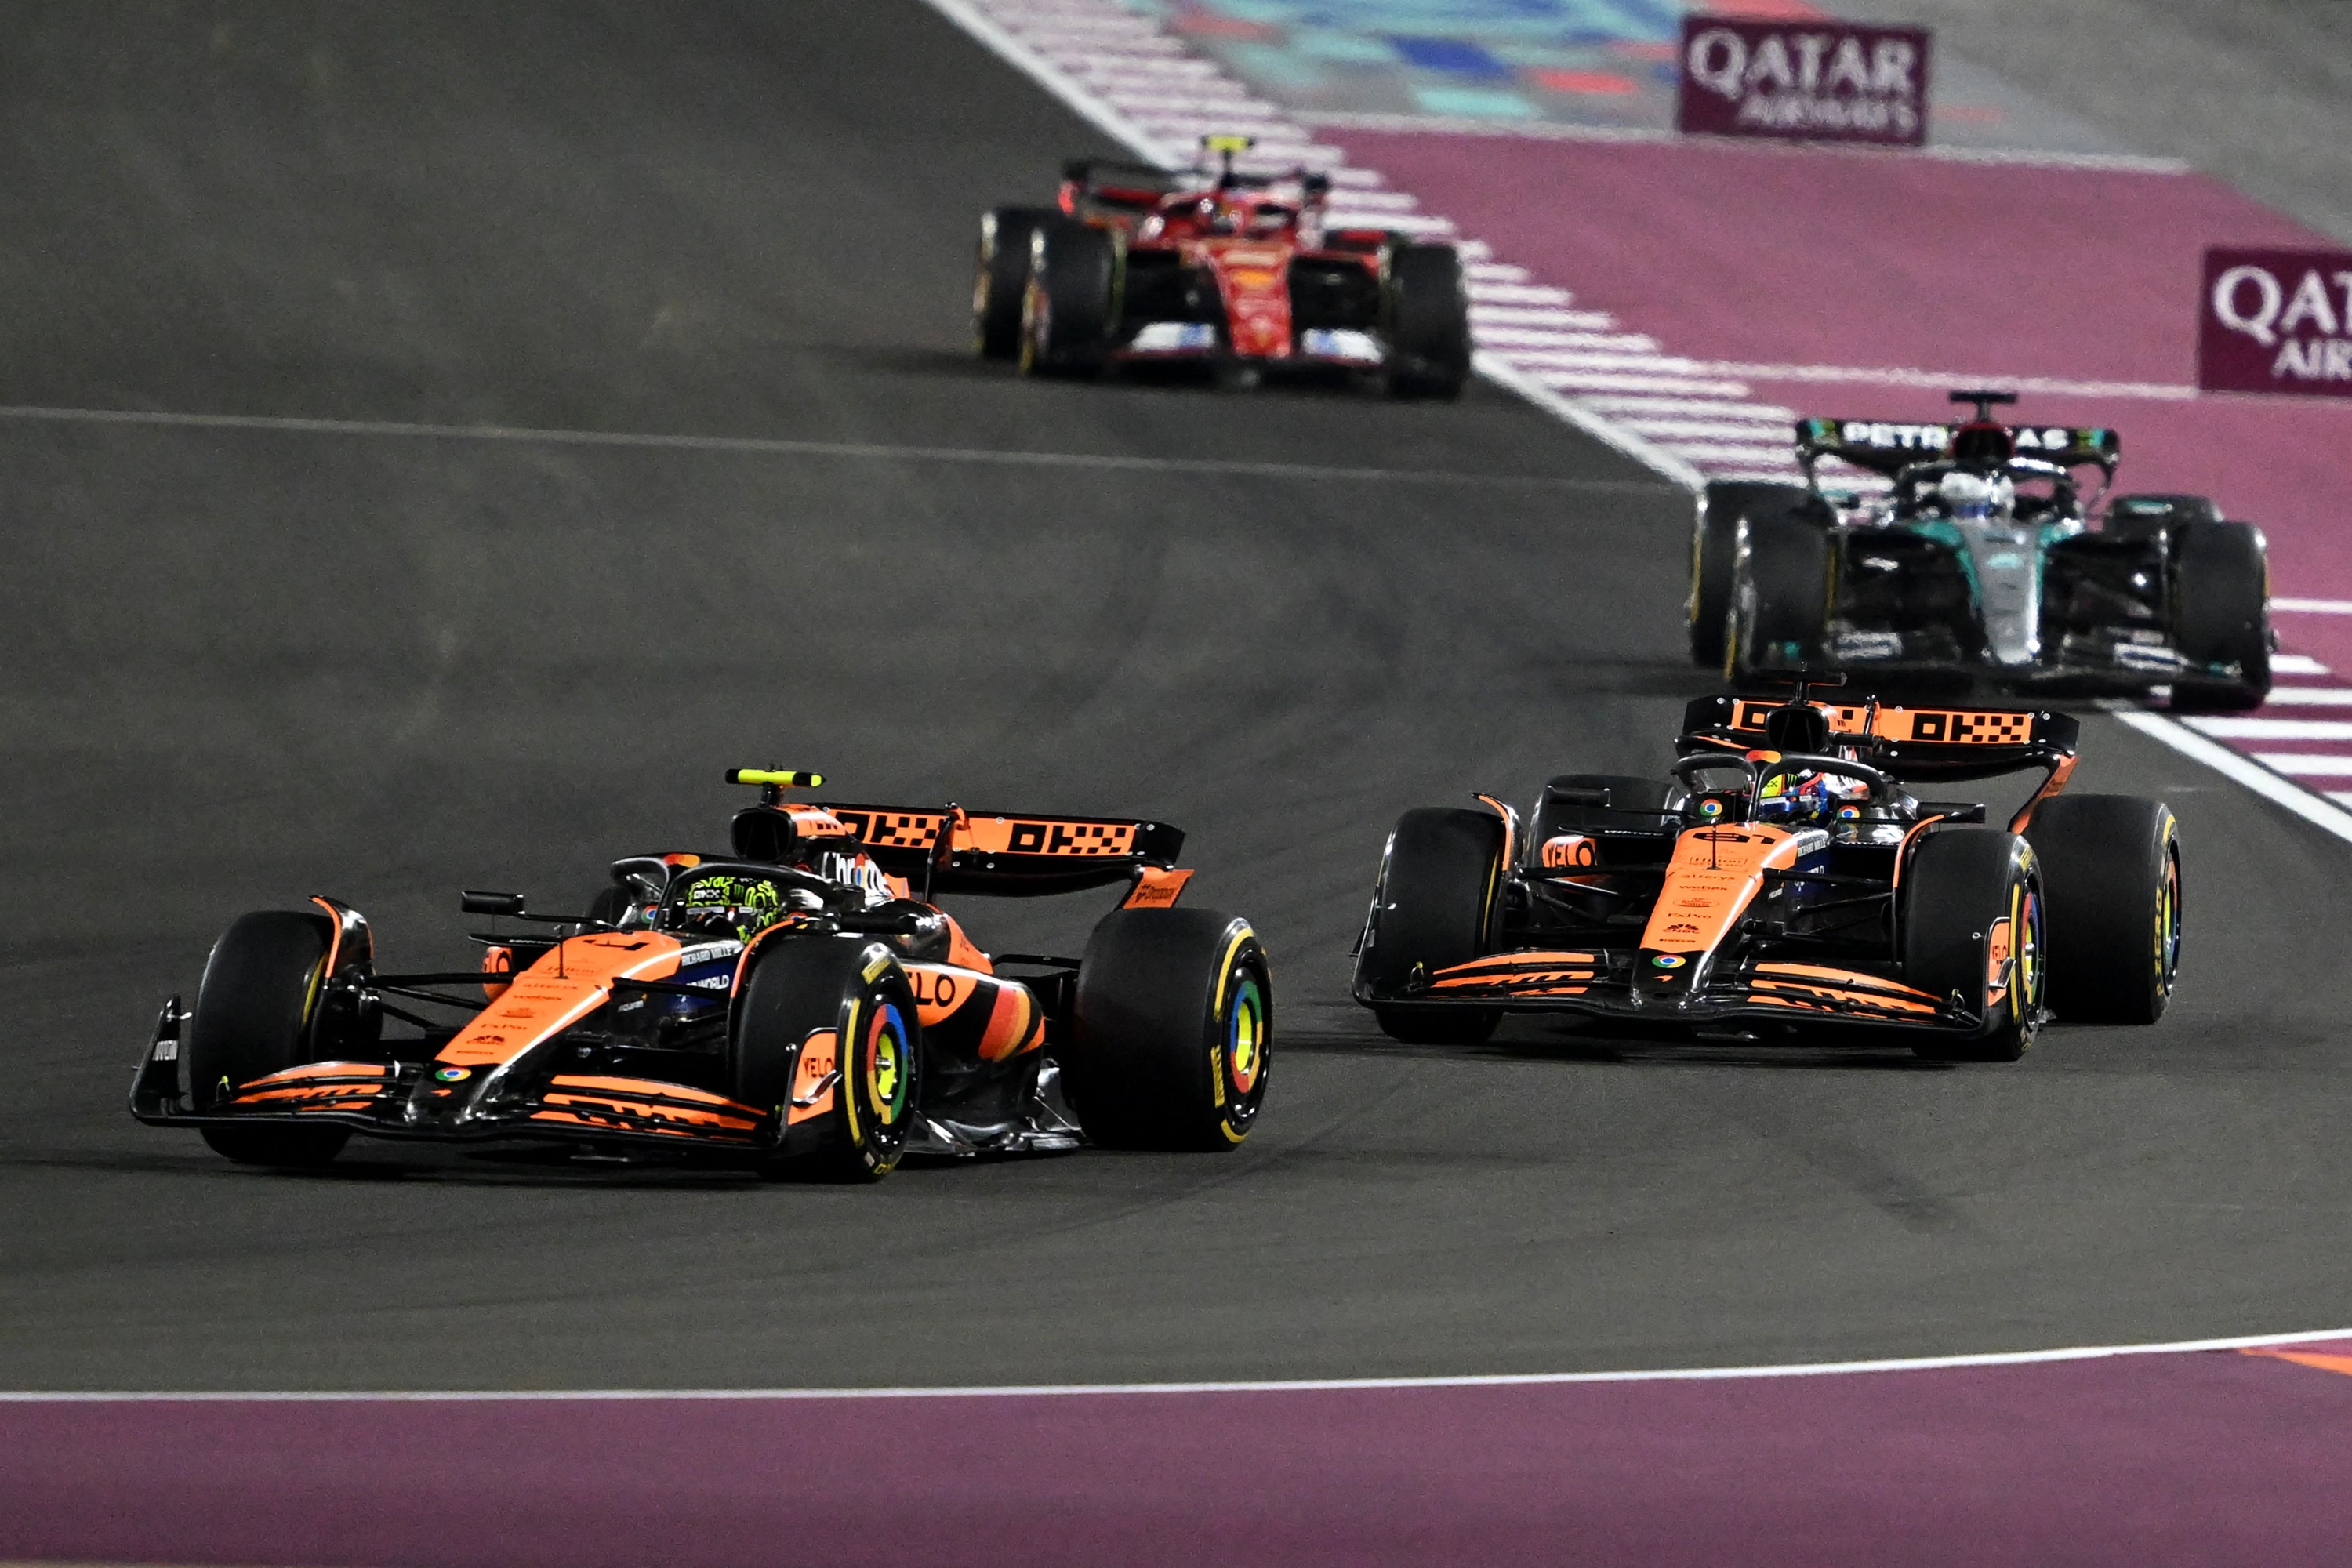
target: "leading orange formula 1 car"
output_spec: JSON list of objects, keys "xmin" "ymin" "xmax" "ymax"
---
[
  {"xmin": 132, "ymin": 771, "xmax": 1271, "ymax": 1178},
  {"xmin": 1355, "ymin": 678, "xmax": 2179, "ymax": 1062}
]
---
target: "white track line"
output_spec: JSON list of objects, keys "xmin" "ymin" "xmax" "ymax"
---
[
  {"xmin": 2108, "ymin": 706, "xmax": 2352, "ymax": 846},
  {"xmin": 6, "ymin": 1326, "xmax": 2348, "ymax": 1403},
  {"xmin": 2273, "ymin": 597, "xmax": 2352, "ymax": 614},
  {"xmin": 924, "ymin": 0, "xmax": 1167, "ymax": 154},
  {"xmin": 0, "ymin": 403, "xmax": 1661, "ymax": 488},
  {"xmin": 1476, "ymin": 354, "xmax": 1704, "ymax": 489}
]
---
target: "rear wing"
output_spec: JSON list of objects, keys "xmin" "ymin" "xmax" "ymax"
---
[
  {"xmin": 1795, "ymin": 418, "xmax": 2119, "ymax": 481},
  {"xmin": 796, "ymin": 801, "xmax": 1185, "ymax": 898},
  {"xmin": 1061, "ymin": 158, "xmax": 1191, "ymax": 215},
  {"xmin": 1680, "ymin": 694, "xmax": 2080, "ymax": 783}
]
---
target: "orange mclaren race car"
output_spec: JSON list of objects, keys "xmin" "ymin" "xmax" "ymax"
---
[
  {"xmin": 971, "ymin": 134, "xmax": 1471, "ymax": 396},
  {"xmin": 132, "ymin": 771, "xmax": 1272, "ymax": 1178},
  {"xmin": 1354, "ymin": 679, "xmax": 2180, "ymax": 1061}
]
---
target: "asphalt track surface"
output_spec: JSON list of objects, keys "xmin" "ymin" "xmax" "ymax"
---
[{"xmin": 5, "ymin": 0, "xmax": 2352, "ymax": 1399}]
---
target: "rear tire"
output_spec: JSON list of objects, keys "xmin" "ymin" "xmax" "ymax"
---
[
  {"xmin": 1900, "ymin": 827, "xmax": 2044, "ymax": 1062},
  {"xmin": 1692, "ymin": 483, "xmax": 1803, "ymax": 668},
  {"xmin": 186, "ymin": 910, "xmax": 351, "ymax": 1167},
  {"xmin": 1358, "ymin": 808, "xmax": 1504, "ymax": 1044},
  {"xmin": 2023, "ymin": 794, "xmax": 2180, "ymax": 1025},
  {"xmin": 2170, "ymin": 519, "xmax": 2270, "ymax": 713},
  {"xmin": 1065, "ymin": 909, "xmax": 1271, "ymax": 1150},
  {"xmin": 1019, "ymin": 220, "xmax": 1116, "ymax": 377},
  {"xmin": 1384, "ymin": 243, "xmax": 1469, "ymax": 399},
  {"xmin": 1726, "ymin": 504, "xmax": 1831, "ymax": 684},
  {"xmin": 731, "ymin": 937, "xmax": 920, "ymax": 1181},
  {"xmin": 974, "ymin": 206, "xmax": 1054, "ymax": 359}
]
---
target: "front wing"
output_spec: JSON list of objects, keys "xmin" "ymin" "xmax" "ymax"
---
[
  {"xmin": 1359, "ymin": 949, "xmax": 1983, "ymax": 1034},
  {"xmin": 129, "ymin": 1000, "xmax": 782, "ymax": 1155}
]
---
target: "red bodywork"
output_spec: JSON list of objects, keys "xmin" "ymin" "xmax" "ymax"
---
[{"xmin": 1061, "ymin": 168, "xmax": 1392, "ymax": 365}]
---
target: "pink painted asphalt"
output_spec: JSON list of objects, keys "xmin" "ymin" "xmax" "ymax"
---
[
  {"xmin": 6, "ymin": 1348, "xmax": 2350, "ymax": 1566},
  {"xmin": 1338, "ymin": 132, "xmax": 2352, "ymax": 603}
]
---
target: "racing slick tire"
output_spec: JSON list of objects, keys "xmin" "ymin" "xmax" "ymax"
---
[
  {"xmin": 1900, "ymin": 827, "xmax": 2045, "ymax": 1062},
  {"xmin": 2169, "ymin": 519, "xmax": 2272, "ymax": 713},
  {"xmin": 1019, "ymin": 219, "xmax": 1116, "ymax": 377},
  {"xmin": 731, "ymin": 936, "xmax": 920, "ymax": 1182},
  {"xmin": 1691, "ymin": 482, "xmax": 1803, "ymax": 669},
  {"xmin": 1383, "ymin": 242, "xmax": 1470, "ymax": 399},
  {"xmin": 1065, "ymin": 909, "xmax": 1272, "ymax": 1151},
  {"xmin": 974, "ymin": 205, "xmax": 1055, "ymax": 359},
  {"xmin": 1359, "ymin": 807, "xmax": 1505, "ymax": 1044},
  {"xmin": 2022, "ymin": 794, "xmax": 2181, "ymax": 1025},
  {"xmin": 1725, "ymin": 504, "xmax": 1831, "ymax": 684},
  {"xmin": 187, "ymin": 910, "xmax": 352, "ymax": 1167}
]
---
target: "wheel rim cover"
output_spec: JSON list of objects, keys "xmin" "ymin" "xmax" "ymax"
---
[
  {"xmin": 866, "ymin": 1003, "xmax": 909, "ymax": 1127},
  {"xmin": 1227, "ymin": 975, "xmax": 1265, "ymax": 1096}
]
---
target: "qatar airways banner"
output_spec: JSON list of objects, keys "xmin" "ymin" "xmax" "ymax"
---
[
  {"xmin": 1677, "ymin": 15, "xmax": 1932, "ymax": 147},
  {"xmin": 2199, "ymin": 246, "xmax": 2352, "ymax": 397}
]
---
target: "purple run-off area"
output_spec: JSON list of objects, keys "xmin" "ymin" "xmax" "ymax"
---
[{"xmin": 5, "ymin": 1347, "xmax": 2350, "ymax": 1566}]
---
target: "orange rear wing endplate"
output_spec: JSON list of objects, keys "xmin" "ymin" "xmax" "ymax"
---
[{"xmin": 808, "ymin": 802, "xmax": 1187, "ymax": 898}]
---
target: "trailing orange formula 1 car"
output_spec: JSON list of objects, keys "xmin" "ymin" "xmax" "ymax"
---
[
  {"xmin": 132, "ymin": 771, "xmax": 1272, "ymax": 1178},
  {"xmin": 1354, "ymin": 678, "xmax": 2180, "ymax": 1061}
]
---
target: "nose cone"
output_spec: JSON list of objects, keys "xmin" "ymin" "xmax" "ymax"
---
[{"xmin": 1638, "ymin": 948, "xmax": 1700, "ymax": 1007}]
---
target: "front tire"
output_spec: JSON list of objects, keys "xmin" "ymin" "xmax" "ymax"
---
[
  {"xmin": 1692, "ymin": 483, "xmax": 1803, "ymax": 669},
  {"xmin": 2023, "ymin": 794, "xmax": 2180, "ymax": 1025},
  {"xmin": 1725, "ymin": 503, "xmax": 1831, "ymax": 684},
  {"xmin": 731, "ymin": 937, "xmax": 920, "ymax": 1181},
  {"xmin": 1901, "ymin": 827, "xmax": 2045, "ymax": 1062},
  {"xmin": 185, "ymin": 910, "xmax": 351, "ymax": 1167},
  {"xmin": 1383, "ymin": 242, "xmax": 1469, "ymax": 398},
  {"xmin": 2170, "ymin": 519, "xmax": 2270, "ymax": 713},
  {"xmin": 974, "ymin": 206, "xmax": 1055, "ymax": 359},
  {"xmin": 1357, "ymin": 808, "xmax": 1504, "ymax": 1045},
  {"xmin": 1065, "ymin": 909, "xmax": 1272, "ymax": 1150},
  {"xmin": 1019, "ymin": 219, "xmax": 1116, "ymax": 377}
]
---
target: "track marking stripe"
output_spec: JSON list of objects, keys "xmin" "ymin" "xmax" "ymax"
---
[
  {"xmin": 2274, "ymin": 598, "xmax": 2352, "ymax": 615},
  {"xmin": 0, "ymin": 404, "xmax": 1658, "ymax": 490},
  {"xmin": 2106, "ymin": 705, "xmax": 2352, "ymax": 846},
  {"xmin": 9, "ymin": 1327, "xmax": 2351, "ymax": 1403}
]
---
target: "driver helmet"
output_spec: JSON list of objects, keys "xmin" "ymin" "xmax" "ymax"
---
[
  {"xmin": 1938, "ymin": 468, "xmax": 2015, "ymax": 524},
  {"xmin": 1758, "ymin": 768, "xmax": 1871, "ymax": 826},
  {"xmin": 677, "ymin": 873, "xmax": 790, "ymax": 940}
]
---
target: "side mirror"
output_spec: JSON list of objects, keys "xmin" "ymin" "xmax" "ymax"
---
[{"xmin": 460, "ymin": 891, "xmax": 527, "ymax": 917}]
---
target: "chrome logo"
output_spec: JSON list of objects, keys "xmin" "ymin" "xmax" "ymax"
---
[
  {"xmin": 1651, "ymin": 954, "xmax": 1687, "ymax": 970},
  {"xmin": 434, "ymin": 1066, "xmax": 471, "ymax": 1083}
]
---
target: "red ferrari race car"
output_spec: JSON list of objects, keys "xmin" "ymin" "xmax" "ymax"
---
[
  {"xmin": 972, "ymin": 135, "xmax": 1472, "ymax": 396},
  {"xmin": 131, "ymin": 771, "xmax": 1272, "ymax": 1179}
]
